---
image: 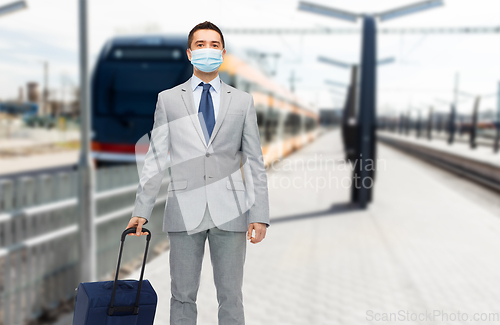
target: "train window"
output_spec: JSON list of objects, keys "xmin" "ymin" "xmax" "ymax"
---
[
  {"xmin": 255, "ymin": 109, "xmax": 265, "ymax": 144},
  {"xmin": 293, "ymin": 114, "xmax": 301, "ymax": 135},
  {"xmin": 256, "ymin": 109, "xmax": 265, "ymax": 128},
  {"xmin": 285, "ymin": 113, "xmax": 301, "ymax": 136},
  {"xmin": 305, "ymin": 117, "xmax": 316, "ymax": 131},
  {"xmin": 264, "ymin": 110, "xmax": 279, "ymax": 143},
  {"xmin": 107, "ymin": 47, "xmax": 183, "ymax": 61},
  {"xmin": 284, "ymin": 114, "xmax": 292, "ymax": 138}
]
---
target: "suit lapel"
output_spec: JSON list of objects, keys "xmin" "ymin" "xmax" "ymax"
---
[
  {"xmin": 180, "ymin": 77, "xmax": 207, "ymax": 148},
  {"xmin": 207, "ymin": 80, "xmax": 232, "ymax": 148}
]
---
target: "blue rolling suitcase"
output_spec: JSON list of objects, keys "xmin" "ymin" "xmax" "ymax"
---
[{"xmin": 73, "ymin": 227, "xmax": 158, "ymax": 325}]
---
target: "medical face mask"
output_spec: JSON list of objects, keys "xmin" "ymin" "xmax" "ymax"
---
[{"xmin": 189, "ymin": 48, "xmax": 224, "ymax": 72}]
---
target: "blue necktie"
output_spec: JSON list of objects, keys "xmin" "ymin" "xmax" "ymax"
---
[{"xmin": 198, "ymin": 82, "xmax": 215, "ymax": 143}]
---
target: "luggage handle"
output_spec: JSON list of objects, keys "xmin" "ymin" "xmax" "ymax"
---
[
  {"xmin": 103, "ymin": 280, "xmax": 134, "ymax": 290},
  {"xmin": 107, "ymin": 227, "xmax": 151, "ymax": 316}
]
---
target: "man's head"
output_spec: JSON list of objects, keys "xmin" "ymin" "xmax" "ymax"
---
[
  {"xmin": 187, "ymin": 21, "xmax": 225, "ymax": 51},
  {"xmin": 187, "ymin": 21, "xmax": 226, "ymax": 77}
]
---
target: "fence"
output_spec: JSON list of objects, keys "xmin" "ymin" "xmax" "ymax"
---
[{"xmin": 0, "ymin": 164, "xmax": 170, "ymax": 325}]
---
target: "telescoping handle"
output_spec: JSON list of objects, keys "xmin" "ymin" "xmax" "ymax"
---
[{"xmin": 107, "ymin": 227, "xmax": 152, "ymax": 316}]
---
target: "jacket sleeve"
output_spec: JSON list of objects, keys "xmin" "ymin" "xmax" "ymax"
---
[
  {"xmin": 241, "ymin": 95, "xmax": 270, "ymax": 228},
  {"xmin": 131, "ymin": 93, "xmax": 170, "ymax": 226}
]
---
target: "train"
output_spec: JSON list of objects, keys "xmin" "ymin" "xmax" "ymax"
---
[{"xmin": 90, "ymin": 34, "xmax": 320, "ymax": 168}]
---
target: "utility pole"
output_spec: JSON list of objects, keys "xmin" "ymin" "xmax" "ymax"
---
[
  {"xmin": 38, "ymin": 60, "xmax": 49, "ymax": 116},
  {"xmin": 44, "ymin": 61, "xmax": 49, "ymax": 116},
  {"xmin": 288, "ymin": 70, "xmax": 301, "ymax": 93},
  {"xmin": 77, "ymin": 0, "xmax": 96, "ymax": 284}
]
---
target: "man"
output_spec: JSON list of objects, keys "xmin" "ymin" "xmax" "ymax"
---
[{"xmin": 127, "ymin": 21, "xmax": 270, "ymax": 325}]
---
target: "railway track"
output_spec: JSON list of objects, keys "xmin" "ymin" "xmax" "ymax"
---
[{"xmin": 377, "ymin": 133, "xmax": 500, "ymax": 193}]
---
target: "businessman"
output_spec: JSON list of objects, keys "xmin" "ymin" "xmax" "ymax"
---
[{"xmin": 127, "ymin": 21, "xmax": 270, "ymax": 325}]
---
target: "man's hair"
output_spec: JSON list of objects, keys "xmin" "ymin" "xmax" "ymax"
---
[{"xmin": 187, "ymin": 21, "xmax": 225, "ymax": 50}]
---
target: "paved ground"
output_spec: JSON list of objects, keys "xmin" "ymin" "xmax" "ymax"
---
[{"xmin": 127, "ymin": 129, "xmax": 500, "ymax": 325}]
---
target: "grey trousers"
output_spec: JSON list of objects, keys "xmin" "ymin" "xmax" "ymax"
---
[{"xmin": 167, "ymin": 204, "xmax": 247, "ymax": 325}]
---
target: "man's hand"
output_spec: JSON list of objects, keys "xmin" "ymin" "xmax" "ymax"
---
[
  {"xmin": 247, "ymin": 222, "xmax": 267, "ymax": 244},
  {"xmin": 127, "ymin": 217, "xmax": 149, "ymax": 236}
]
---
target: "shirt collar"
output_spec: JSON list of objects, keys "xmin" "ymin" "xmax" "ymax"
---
[{"xmin": 191, "ymin": 74, "xmax": 221, "ymax": 93}]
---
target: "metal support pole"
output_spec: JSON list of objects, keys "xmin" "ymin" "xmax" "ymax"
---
[
  {"xmin": 299, "ymin": 0, "xmax": 444, "ymax": 208},
  {"xmin": 351, "ymin": 15, "xmax": 376, "ymax": 208},
  {"xmin": 447, "ymin": 104, "xmax": 456, "ymax": 145},
  {"xmin": 405, "ymin": 110, "xmax": 410, "ymax": 136},
  {"xmin": 448, "ymin": 72, "xmax": 459, "ymax": 145},
  {"xmin": 470, "ymin": 96, "xmax": 480, "ymax": 149},
  {"xmin": 343, "ymin": 65, "xmax": 358, "ymax": 161},
  {"xmin": 494, "ymin": 81, "xmax": 500, "ymax": 153},
  {"xmin": 416, "ymin": 109, "xmax": 422, "ymax": 138},
  {"xmin": 77, "ymin": 0, "xmax": 96, "ymax": 283},
  {"xmin": 454, "ymin": 71, "xmax": 459, "ymax": 110},
  {"xmin": 399, "ymin": 113, "xmax": 404, "ymax": 134},
  {"xmin": 427, "ymin": 106, "xmax": 433, "ymax": 140}
]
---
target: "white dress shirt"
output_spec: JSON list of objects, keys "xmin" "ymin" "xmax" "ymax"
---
[{"xmin": 191, "ymin": 73, "xmax": 221, "ymax": 121}]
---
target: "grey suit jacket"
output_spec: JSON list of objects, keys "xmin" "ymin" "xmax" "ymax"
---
[{"xmin": 131, "ymin": 76, "xmax": 270, "ymax": 232}]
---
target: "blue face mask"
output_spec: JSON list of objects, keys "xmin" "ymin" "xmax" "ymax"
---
[{"xmin": 189, "ymin": 48, "xmax": 224, "ymax": 72}]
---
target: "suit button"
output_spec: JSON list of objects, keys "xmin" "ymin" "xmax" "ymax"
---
[
  {"xmin": 204, "ymin": 175, "xmax": 206, "ymax": 180},
  {"xmin": 206, "ymin": 152, "xmax": 210, "ymax": 157}
]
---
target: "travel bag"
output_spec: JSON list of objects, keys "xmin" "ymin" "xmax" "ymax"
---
[{"xmin": 72, "ymin": 227, "xmax": 157, "ymax": 325}]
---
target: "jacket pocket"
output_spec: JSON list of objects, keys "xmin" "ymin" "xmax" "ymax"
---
[
  {"xmin": 168, "ymin": 180, "xmax": 188, "ymax": 191},
  {"xmin": 226, "ymin": 109, "xmax": 244, "ymax": 116},
  {"xmin": 226, "ymin": 179, "xmax": 245, "ymax": 191}
]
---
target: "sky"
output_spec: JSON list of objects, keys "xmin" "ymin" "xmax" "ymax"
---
[{"xmin": 0, "ymin": 0, "xmax": 500, "ymax": 116}]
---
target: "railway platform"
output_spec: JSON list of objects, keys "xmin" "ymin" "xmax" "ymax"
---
[{"xmin": 125, "ymin": 128, "xmax": 500, "ymax": 325}]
